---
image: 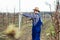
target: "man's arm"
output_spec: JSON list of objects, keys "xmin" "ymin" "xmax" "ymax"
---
[
  {"xmin": 22, "ymin": 13, "xmax": 33, "ymax": 18},
  {"xmin": 38, "ymin": 13, "xmax": 43, "ymax": 25}
]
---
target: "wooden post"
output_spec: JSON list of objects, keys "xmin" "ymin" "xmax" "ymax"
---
[
  {"xmin": 52, "ymin": 0, "xmax": 60, "ymax": 40},
  {"xmin": 14, "ymin": 8, "xmax": 15, "ymax": 24}
]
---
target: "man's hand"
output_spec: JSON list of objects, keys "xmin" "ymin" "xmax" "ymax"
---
[{"xmin": 18, "ymin": 12, "xmax": 23, "ymax": 15}]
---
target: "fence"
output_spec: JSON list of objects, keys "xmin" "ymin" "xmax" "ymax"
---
[
  {"xmin": 0, "ymin": 13, "xmax": 19, "ymax": 32},
  {"xmin": 0, "ymin": 12, "xmax": 52, "ymax": 40}
]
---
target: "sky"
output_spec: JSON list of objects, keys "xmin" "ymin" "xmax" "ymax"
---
[
  {"xmin": 20, "ymin": 0, "xmax": 56, "ymax": 12},
  {"xmin": 0, "ymin": 0, "xmax": 56, "ymax": 13}
]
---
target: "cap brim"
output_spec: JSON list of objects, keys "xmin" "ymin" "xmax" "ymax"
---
[{"xmin": 33, "ymin": 9, "xmax": 40, "ymax": 12}]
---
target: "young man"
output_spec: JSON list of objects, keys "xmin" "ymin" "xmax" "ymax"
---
[{"xmin": 23, "ymin": 7, "xmax": 43, "ymax": 40}]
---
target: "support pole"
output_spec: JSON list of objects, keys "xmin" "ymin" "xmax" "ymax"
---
[{"xmin": 19, "ymin": 0, "xmax": 22, "ymax": 30}]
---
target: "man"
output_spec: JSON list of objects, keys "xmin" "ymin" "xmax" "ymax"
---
[{"xmin": 23, "ymin": 7, "xmax": 43, "ymax": 40}]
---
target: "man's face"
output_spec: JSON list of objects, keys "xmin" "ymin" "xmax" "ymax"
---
[{"xmin": 34, "ymin": 10, "xmax": 38, "ymax": 14}]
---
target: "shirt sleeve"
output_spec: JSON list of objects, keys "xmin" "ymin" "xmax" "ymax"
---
[
  {"xmin": 22, "ymin": 13, "xmax": 33, "ymax": 18},
  {"xmin": 39, "ymin": 13, "xmax": 43, "ymax": 22}
]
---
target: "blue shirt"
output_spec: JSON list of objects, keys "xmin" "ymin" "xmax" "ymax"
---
[{"xmin": 23, "ymin": 13, "xmax": 43, "ymax": 26}]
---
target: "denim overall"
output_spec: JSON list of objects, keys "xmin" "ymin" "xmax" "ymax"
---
[{"xmin": 23, "ymin": 13, "xmax": 42, "ymax": 40}]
